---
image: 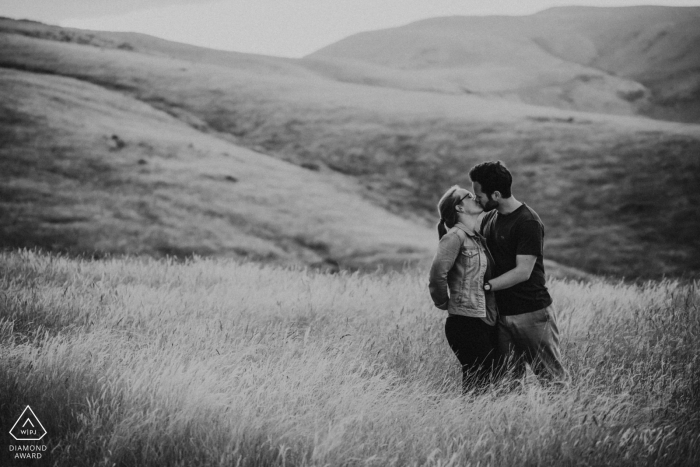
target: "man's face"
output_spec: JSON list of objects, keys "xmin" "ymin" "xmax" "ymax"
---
[{"xmin": 472, "ymin": 181, "xmax": 499, "ymax": 212}]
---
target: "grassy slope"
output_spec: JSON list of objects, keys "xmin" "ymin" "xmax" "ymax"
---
[
  {"xmin": 0, "ymin": 66, "xmax": 436, "ymax": 270},
  {"xmin": 1, "ymin": 20, "xmax": 700, "ymax": 277},
  {"xmin": 307, "ymin": 6, "xmax": 700, "ymax": 123},
  {"xmin": 1, "ymin": 251, "xmax": 698, "ymax": 466}
]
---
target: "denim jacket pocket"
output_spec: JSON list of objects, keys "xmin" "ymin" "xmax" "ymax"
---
[
  {"xmin": 461, "ymin": 248, "xmax": 479, "ymax": 260},
  {"xmin": 461, "ymin": 248, "xmax": 480, "ymax": 275}
]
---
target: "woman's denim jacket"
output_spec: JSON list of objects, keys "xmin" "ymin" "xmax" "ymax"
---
[{"xmin": 428, "ymin": 222, "xmax": 498, "ymax": 325}]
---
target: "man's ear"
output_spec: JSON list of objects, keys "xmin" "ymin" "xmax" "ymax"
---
[{"xmin": 492, "ymin": 191, "xmax": 502, "ymax": 201}]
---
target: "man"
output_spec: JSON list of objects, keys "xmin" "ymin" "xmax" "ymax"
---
[{"xmin": 469, "ymin": 160, "xmax": 568, "ymax": 386}]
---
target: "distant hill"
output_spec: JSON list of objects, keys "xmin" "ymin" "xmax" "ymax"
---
[
  {"xmin": 1, "ymin": 14, "xmax": 699, "ymax": 278},
  {"xmin": 307, "ymin": 6, "xmax": 700, "ymax": 123}
]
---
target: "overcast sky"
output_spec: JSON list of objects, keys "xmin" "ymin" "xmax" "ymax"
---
[{"xmin": 2, "ymin": 0, "xmax": 699, "ymax": 57}]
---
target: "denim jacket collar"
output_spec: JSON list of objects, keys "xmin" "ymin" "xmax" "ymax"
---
[{"xmin": 452, "ymin": 221, "xmax": 478, "ymax": 238}]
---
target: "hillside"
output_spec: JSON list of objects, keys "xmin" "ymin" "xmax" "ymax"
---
[
  {"xmin": 307, "ymin": 6, "xmax": 700, "ymax": 123},
  {"xmin": 1, "ymin": 15, "xmax": 700, "ymax": 277},
  {"xmin": 0, "ymin": 65, "xmax": 436, "ymax": 270}
]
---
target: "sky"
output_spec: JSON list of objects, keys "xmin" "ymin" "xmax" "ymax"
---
[{"xmin": 2, "ymin": 0, "xmax": 700, "ymax": 57}]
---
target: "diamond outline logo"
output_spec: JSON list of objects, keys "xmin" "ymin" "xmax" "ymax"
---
[{"xmin": 9, "ymin": 406, "xmax": 47, "ymax": 441}]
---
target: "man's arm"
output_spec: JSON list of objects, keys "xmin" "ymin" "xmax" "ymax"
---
[
  {"xmin": 487, "ymin": 219, "xmax": 543, "ymax": 291},
  {"xmin": 488, "ymin": 254, "xmax": 536, "ymax": 291}
]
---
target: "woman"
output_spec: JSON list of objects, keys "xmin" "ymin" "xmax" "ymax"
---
[{"xmin": 428, "ymin": 185, "xmax": 499, "ymax": 393}]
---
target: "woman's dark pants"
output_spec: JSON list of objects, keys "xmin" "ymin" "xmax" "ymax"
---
[{"xmin": 445, "ymin": 314, "xmax": 498, "ymax": 393}]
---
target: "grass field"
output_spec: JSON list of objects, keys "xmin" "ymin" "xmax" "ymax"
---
[{"xmin": 1, "ymin": 250, "xmax": 698, "ymax": 466}]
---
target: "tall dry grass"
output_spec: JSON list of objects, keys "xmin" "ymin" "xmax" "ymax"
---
[{"xmin": 1, "ymin": 250, "xmax": 699, "ymax": 466}]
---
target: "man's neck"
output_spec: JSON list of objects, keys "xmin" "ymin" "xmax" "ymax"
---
[{"xmin": 497, "ymin": 197, "xmax": 522, "ymax": 215}]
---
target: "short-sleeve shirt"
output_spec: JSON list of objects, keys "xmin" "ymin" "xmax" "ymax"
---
[{"xmin": 480, "ymin": 204, "xmax": 552, "ymax": 315}]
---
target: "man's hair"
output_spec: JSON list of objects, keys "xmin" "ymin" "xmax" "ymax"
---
[{"xmin": 468, "ymin": 161, "xmax": 512, "ymax": 198}]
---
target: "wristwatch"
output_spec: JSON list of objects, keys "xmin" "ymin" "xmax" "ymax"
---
[{"xmin": 483, "ymin": 282, "xmax": 492, "ymax": 292}]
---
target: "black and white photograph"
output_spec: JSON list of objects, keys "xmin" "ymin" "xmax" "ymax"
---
[{"xmin": 1, "ymin": 0, "xmax": 699, "ymax": 465}]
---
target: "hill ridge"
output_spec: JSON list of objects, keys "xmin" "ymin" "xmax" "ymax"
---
[{"xmin": 308, "ymin": 6, "xmax": 700, "ymax": 123}]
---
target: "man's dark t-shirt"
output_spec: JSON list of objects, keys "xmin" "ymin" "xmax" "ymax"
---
[{"xmin": 480, "ymin": 204, "xmax": 552, "ymax": 316}]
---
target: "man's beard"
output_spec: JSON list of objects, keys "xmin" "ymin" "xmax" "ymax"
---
[{"xmin": 483, "ymin": 198, "xmax": 499, "ymax": 212}]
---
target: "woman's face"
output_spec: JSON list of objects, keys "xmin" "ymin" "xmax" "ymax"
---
[{"xmin": 456, "ymin": 189, "xmax": 483, "ymax": 216}]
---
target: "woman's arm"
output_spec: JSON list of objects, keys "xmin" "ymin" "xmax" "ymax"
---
[{"xmin": 428, "ymin": 232, "xmax": 461, "ymax": 310}]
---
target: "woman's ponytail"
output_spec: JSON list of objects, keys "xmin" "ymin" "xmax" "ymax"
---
[
  {"xmin": 437, "ymin": 219, "xmax": 448, "ymax": 239},
  {"xmin": 436, "ymin": 185, "xmax": 461, "ymax": 240}
]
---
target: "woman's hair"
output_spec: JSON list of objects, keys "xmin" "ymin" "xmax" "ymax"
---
[{"xmin": 436, "ymin": 185, "xmax": 463, "ymax": 239}]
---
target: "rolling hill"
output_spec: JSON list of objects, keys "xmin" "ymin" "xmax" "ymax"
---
[
  {"xmin": 1, "ymin": 10, "xmax": 700, "ymax": 278},
  {"xmin": 0, "ymin": 36, "xmax": 435, "ymax": 270},
  {"xmin": 307, "ymin": 6, "xmax": 700, "ymax": 123}
]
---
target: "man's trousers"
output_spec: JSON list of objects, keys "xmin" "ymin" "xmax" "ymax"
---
[{"xmin": 497, "ymin": 305, "xmax": 568, "ymax": 385}]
